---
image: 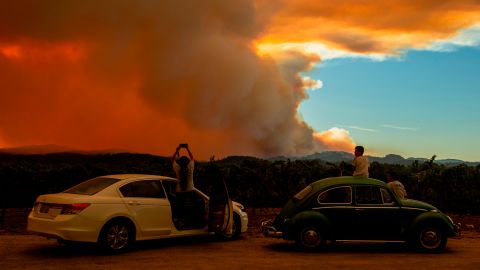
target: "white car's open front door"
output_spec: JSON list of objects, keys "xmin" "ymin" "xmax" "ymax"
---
[{"xmin": 207, "ymin": 178, "xmax": 233, "ymax": 236}]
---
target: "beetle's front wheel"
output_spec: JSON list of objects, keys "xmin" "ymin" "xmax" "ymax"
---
[{"xmin": 295, "ymin": 224, "xmax": 324, "ymax": 249}]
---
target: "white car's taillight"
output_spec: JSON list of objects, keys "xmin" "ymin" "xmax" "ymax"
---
[{"xmin": 61, "ymin": 203, "xmax": 91, "ymax": 215}]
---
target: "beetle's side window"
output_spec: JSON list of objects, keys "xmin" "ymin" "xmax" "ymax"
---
[
  {"xmin": 355, "ymin": 186, "xmax": 383, "ymax": 205},
  {"xmin": 317, "ymin": 186, "xmax": 352, "ymax": 204},
  {"xmin": 120, "ymin": 180, "xmax": 166, "ymax": 198}
]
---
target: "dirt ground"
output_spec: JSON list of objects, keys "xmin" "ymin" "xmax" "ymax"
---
[
  {"xmin": 1, "ymin": 208, "xmax": 480, "ymax": 270},
  {"xmin": 1, "ymin": 231, "xmax": 480, "ymax": 270}
]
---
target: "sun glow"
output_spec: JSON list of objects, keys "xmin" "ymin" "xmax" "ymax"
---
[
  {"xmin": 1, "ymin": 45, "xmax": 22, "ymax": 59},
  {"xmin": 314, "ymin": 128, "xmax": 356, "ymax": 152},
  {"xmin": 0, "ymin": 41, "xmax": 86, "ymax": 61}
]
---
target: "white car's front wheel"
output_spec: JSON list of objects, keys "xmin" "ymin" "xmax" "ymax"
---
[{"xmin": 221, "ymin": 214, "xmax": 242, "ymax": 240}]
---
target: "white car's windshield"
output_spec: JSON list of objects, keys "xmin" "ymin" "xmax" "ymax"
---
[{"xmin": 64, "ymin": 177, "xmax": 120, "ymax": 195}]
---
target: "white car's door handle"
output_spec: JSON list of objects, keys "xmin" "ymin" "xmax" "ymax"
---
[{"xmin": 128, "ymin": 201, "xmax": 141, "ymax": 205}]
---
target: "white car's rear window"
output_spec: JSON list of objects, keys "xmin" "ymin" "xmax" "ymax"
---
[{"xmin": 64, "ymin": 177, "xmax": 120, "ymax": 195}]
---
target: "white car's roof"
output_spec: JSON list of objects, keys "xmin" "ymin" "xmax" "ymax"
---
[{"xmin": 102, "ymin": 174, "xmax": 179, "ymax": 182}]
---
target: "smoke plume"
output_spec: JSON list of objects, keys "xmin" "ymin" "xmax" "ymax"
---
[
  {"xmin": 0, "ymin": 1, "xmax": 336, "ymax": 158},
  {"xmin": 2, "ymin": 1, "xmax": 478, "ymax": 158}
]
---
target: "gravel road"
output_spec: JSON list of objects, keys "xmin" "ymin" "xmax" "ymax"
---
[{"xmin": 1, "ymin": 231, "xmax": 479, "ymax": 270}]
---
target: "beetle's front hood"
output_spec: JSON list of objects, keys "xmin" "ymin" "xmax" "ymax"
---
[
  {"xmin": 401, "ymin": 199, "xmax": 438, "ymax": 211},
  {"xmin": 273, "ymin": 199, "xmax": 299, "ymax": 227}
]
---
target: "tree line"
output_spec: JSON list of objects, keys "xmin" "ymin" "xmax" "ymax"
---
[{"xmin": 0, "ymin": 153, "xmax": 479, "ymax": 213}]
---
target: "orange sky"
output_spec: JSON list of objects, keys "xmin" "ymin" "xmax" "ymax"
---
[
  {"xmin": 257, "ymin": 0, "xmax": 480, "ymax": 54},
  {"xmin": 1, "ymin": 1, "xmax": 479, "ymax": 159}
]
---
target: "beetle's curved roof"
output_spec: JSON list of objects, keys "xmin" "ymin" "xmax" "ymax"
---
[{"xmin": 310, "ymin": 176, "xmax": 386, "ymax": 191}]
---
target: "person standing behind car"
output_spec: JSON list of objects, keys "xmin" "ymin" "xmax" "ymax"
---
[
  {"xmin": 386, "ymin": 172, "xmax": 407, "ymax": 199},
  {"xmin": 352, "ymin": 145, "xmax": 369, "ymax": 177},
  {"xmin": 172, "ymin": 144, "xmax": 195, "ymax": 192}
]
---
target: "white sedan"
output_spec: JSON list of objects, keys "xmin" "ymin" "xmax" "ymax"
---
[{"xmin": 27, "ymin": 174, "xmax": 248, "ymax": 253}]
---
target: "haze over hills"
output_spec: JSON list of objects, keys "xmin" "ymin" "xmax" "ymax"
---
[
  {"xmin": 0, "ymin": 145, "xmax": 478, "ymax": 166},
  {"xmin": 270, "ymin": 151, "xmax": 479, "ymax": 166}
]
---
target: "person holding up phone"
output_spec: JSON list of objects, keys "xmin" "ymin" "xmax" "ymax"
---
[{"xmin": 172, "ymin": 144, "xmax": 195, "ymax": 192}]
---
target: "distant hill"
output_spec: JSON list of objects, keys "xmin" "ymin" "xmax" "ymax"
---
[
  {"xmin": 271, "ymin": 151, "xmax": 479, "ymax": 166},
  {"xmin": 216, "ymin": 155, "xmax": 265, "ymax": 165},
  {"xmin": 0, "ymin": 144, "xmax": 75, "ymax": 154},
  {"xmin": 1, "ymin": 145, "xmax": 478, "ymax": 166},
  {"xmin": 270, "ymin": 151, "xmax": 352, "ymax": 163}
]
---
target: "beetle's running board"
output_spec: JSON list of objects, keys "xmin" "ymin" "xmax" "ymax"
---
[{"xmin": 335, "ymin": 239, "xmax": 405, "ymax": 243}]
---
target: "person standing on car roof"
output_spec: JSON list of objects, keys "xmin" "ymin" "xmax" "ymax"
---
[
  {"xmin": 352, "ymin": 145, "xmax": 369, "ymax": 177},
  {"xmin": 172, "ymin": 144, "xmax": 195, "ymax": 192}
]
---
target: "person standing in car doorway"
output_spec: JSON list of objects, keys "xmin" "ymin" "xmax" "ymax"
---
[
  {"xmin": 172, "ymin": 144, "xmax": 195, "ymax": 192},
  {"xmin": 352, "ymin": 145, "xmax": 369, "ymax": 177}
]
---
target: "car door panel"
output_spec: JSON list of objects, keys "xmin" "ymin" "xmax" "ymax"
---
[
  {"xmin": 315, "ymin": 186, "xmax": 356, "ymax": 240},
  {"xmin": 124, "ymin": 197, "xmax": 172, "ymax": 237},
  {"xmin": 120, "ymin": 180, "xmax": 172, "ymax": 237},
  {"xmin": 318, "ymin": 206, "xmax": 357, "ymax": 239},
  {"xmin": 208, "ymin": 178, "xmax": 233, "ymax": 235},
  {"xmin": 354, "ymin": 185, "xmax": 403, "ymax": 240}
]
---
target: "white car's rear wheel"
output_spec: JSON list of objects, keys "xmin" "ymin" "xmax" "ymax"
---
[{"xmin": 99, "ymin": 220, "xmax": 134, "ymax": 253}]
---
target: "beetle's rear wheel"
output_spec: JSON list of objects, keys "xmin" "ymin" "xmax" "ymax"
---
[{"xmin": 413, "ymin": 225, "xmax": 447, "ymax": 253}]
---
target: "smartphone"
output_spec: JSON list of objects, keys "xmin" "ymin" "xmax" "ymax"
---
[{"xmin": 179, "ymin": 143, "xmax": 188, "ymax": 148}]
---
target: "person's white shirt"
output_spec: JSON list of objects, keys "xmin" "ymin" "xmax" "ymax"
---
[
  {"xmin": 387, "ymin": 180, "xmax": 407, "ymax": 199},
  {"xmin": 173, "ymin": 160, "xmax": 194, "ymax": 192},
  {"xmin": 352, "ymin": 156, "xmax": 369, "ymax": 177}
]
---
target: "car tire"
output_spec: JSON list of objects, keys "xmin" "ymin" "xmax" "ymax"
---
[
  {"xmin": 221, "ymin": 214, "xmax": 242, "ymax": 240},
  {"xmin": 98, "ymin": 219, "xmax": 134, "ymax": 253},
  {"xmin": 413, "ymin": 224, "xmax": 447, "ymax": 253},
  {"xmin": 295, "ymin": 224, "xmax": 325, "ymax": 250}
]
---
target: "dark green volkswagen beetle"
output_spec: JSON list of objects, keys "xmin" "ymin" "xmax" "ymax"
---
[{"xmin": 262, "ymin": 176, "xmax": 459, "ymax": 253}]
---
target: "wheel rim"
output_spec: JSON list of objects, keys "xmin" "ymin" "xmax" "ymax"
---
[
  {"xmin": 106, "ymin": 224, "xmax": 129, "ymax": 250},
  {"xmin": 419, "ymin": 227, "xmax": 441, "ymax": 249},
  {"xmin": 300, "ymin": 227, "xmax": 321, "ymax": 248}
]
